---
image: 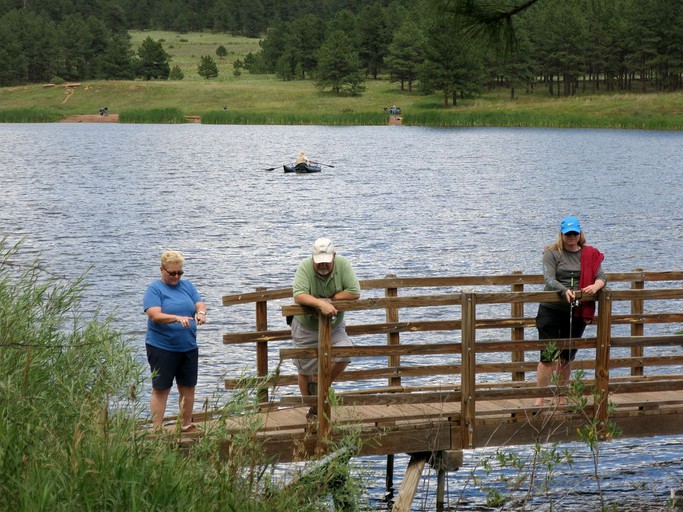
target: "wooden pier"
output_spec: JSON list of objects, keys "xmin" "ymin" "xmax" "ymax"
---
[{"xmin": 210, "ymin": 270, "xmax": 683, "ymax": 510}]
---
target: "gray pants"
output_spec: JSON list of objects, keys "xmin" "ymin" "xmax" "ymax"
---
[{"xmin": 291, "ymin": 319, "xmax": 353, "ymax": 375}]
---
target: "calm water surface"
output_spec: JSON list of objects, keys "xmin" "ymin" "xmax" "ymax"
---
[{"xmin": 1, "ymin": 123, "xmax": 682, "ymax": 510}]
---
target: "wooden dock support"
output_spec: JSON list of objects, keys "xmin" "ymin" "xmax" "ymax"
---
[
  {"xmin": 385, "ymin": 275, "xmax": 399, "ymax": 505},
  {"xmin": 385, "ymin": 454, "xmax": 395, "ymax": 504},
  {"xmin": 392, "ymin": 453, "xmax": 429, "ymax": 512},
  {"xmin": 431, "ymin": 451, "xmax": 463, "ymax": 512},
  {"xmin": 391, "ymin": 451, "xmax": 463, "ymax": 512}
]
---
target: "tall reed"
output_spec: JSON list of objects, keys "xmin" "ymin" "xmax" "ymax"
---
[
  {"xmin": 0, "ymin": 108, "xmax": 62, "ymax": 122},
  {"xmin": 118, "ymin": 108, "xmax": 187, "ymax": 124},
  {"xmin": 201, "ymin": 110, "xmax": 387, "ymax": 125},
  {"xmin": 404, "ymin": 111, "xmax": 683, "ymax": 130}
]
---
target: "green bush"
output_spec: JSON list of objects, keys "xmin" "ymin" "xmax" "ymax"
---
[{"xmin": 169, "ymin": 65, "xmax": 184, "ymax": 80}]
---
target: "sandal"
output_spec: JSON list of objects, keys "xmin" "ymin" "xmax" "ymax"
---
[{"xmin": 181, "ymin": 423, "xmax": 201, "ymax": 433}]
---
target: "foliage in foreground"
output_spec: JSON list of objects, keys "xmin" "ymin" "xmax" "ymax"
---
[
  {"xmin": 471, "ymin": 349, "xmax": 626, "ymax": 511},
  {"xmin": 0, "ymin": 239, "xmax": 361, "ymax": 511}
]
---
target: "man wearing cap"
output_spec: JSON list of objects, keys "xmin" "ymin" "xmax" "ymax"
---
[{"xmin": 291, "ymin": 238, "xmax": 361, "ymax": 417}]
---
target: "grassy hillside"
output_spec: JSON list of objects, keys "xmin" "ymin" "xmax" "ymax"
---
[
  {"xmin": 128, "ymin": 30, "xmax": 261, "ymax": 81},
  {"xmin": 1, "ymin": 30, "xmax": 682, "ymax": 129}
]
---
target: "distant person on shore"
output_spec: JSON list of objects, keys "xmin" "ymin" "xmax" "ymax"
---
[
  {"xmin": 291, "ymin": 238, "xmax": 361, "ymax": 418},
  {"xmin": 143, "ymin": 250, "xmax": 207, "ymax": 431},
  {"xmin": 535, "ymin": 216, "xmax": 605, "ymax": 405}
]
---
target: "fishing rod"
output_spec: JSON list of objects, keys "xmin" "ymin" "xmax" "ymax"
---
[{"xmin": 569, "ymin": 273, "xmax": 578, "ymax": 345}]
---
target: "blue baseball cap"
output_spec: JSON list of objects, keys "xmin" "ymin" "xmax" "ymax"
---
[{"xmin": 560, "ymin": 216, "xmax": 581, "ymax": 234}]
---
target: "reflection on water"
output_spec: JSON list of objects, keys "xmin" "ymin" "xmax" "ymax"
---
[{"xmin": 1, "ymin": 123, "xmax": 682, "ymax": 510}]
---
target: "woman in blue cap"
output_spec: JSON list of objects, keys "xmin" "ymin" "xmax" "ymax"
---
[{"xmin": 535, "ymin": 216, "xmax": 606, "ymax": 406}]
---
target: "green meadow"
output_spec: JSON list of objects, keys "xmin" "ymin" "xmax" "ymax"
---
[{"xmin": 1, "ymin": 30, "xmax": 682, "ymax": 130}]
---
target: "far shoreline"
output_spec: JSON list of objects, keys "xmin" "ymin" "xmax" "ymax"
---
[{"xmin": 58, "ymin": 114, "xmax": 120, "ymax": 123}]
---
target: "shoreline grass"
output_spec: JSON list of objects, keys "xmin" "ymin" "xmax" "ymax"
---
[
  {"xmin": 1, "ymin": 30, "xmax": 682, "ymax": 129},
  {"xmin": 1, "ymin": 79, "xmax": 681, "ymax": 129},
  {"xmin": 0, "ymin": 107, "xmax": 63, "ymax": 122},
  {"xmin": 118, "ymin": 107, "xmax": 187, "ymax": 123},
  {"xmin": 201, "ymin": 110, "xmax": 388, "ymax": 125},
  {"xmin": 404, "ymin": 110, "xmax": 683, "ymax": 131}
]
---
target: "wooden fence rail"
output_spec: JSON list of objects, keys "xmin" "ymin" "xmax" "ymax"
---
[{"xmin": 222, "ymin": 271, "xmax": 683, "ymax": 448}]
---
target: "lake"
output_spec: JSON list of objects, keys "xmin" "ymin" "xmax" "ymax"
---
[{"xmin": 0, "ymin": 122, "xmax": 681, "ymax": 510}]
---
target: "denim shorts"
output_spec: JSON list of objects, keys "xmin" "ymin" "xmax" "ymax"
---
[{"xmin": 146, "ymin": 344, "xmax": 198, "ymax": 390}]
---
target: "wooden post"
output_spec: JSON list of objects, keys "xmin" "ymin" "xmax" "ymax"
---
[
  {"xmin": 594, "ymin": 289, "xmax": 612, "ymax": 438},
  {"xmin": 436, "ymin": 464, "xmax": 446, "ymax": 512},
  {"xmin": 630, "ymin": 269, "xmax": 644, "ymax": 376},
  {"xmin": 255, "ymin": 287, "xmax": 269, "ymax": 404},
  {"xmin": 317, "ymin": 313, "xmax": 333, "ymax": 447},
  {"xmin": 392, "ymin": 453, "xmax": 429, "ymax": 512},
  {"xmin": 461, "ymin": 293, "xmax": 476, "ymax": 449},
  {"xmin": 385, "ymin": 274, "xmax": 399, "ymax": 502},
  {"xmin": 385, "ymin": 454, "xmax": 395, "ymax": 505},
  {"xmin": 386, "ymin": 274, "xmax": 401, "ymax": 387},
  {"xmin": 511, "ymin": 271, "xmax": 525, "ymax": 382}
]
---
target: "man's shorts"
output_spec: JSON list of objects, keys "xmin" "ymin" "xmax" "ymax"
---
[
  {"xmin": 146, "ymin": 344, "xmax": 198, "ymax": 390},
  {"xmin": 291, "ymin": 319, "xmax": 353, "ymax": 375}
]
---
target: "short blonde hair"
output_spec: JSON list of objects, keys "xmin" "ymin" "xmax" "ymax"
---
[{"xmin": 161, "ymin": 250, "xmax": 184, "ymax": 266}]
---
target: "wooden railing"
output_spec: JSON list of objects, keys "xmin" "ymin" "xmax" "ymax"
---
[{"xmin": 222, "ymin": 271, "xmax": 683, "ymax": 447}]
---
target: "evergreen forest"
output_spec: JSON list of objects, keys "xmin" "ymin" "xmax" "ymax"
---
[{"xmin": 0, "ymin": 0, "xmax": 681, "ymax": 103}]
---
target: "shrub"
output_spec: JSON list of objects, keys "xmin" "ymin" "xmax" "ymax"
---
[{"xmin": 169, "ymin": 65, "xmax": 184, "ymax": 80}]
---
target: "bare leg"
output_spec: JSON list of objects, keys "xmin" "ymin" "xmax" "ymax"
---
[
  {"xmin": 300, "ymin": 361, "xmax": 350, "ymax": 418},
  {"xmin": 150, "ymin": 387, "xmax": 171, "ymax": 427},
  {"xmin": 298, "ymin": 361, "xmax": 350, "ymax": 396},
  {"xmin": 177, "ymin": 385, "xmax": 195, "ymax": 428},
  {"xmin": 298, "ymin": 373, "xmax": 314, "ymax": 396},
  {"xmin": 330, "ymin": 361, "xmax": 350, "ymax": 383},
  {"xmin": 535, "ymin": 361, "xmax": 555, "ymax": 406}
]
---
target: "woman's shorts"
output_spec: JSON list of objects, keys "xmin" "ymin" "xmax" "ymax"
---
[
  {"xmin": 536, "ymin": 304, "xmax": 586, "ymax": 362},
  {"xmin": 290, "ymin": 319, "xmax": 353, "ymax": 375},
  {"xmin": 146, "ymin": 344, "xmax": 198, "ymax": 390}
]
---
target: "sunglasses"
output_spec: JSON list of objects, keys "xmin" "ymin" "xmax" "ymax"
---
[
  {"xmin": 563, "ymin": 231, "xmax": 580, "ymax": 237},
  {"xmin": 163, "ymin": 267, "xmax": 184, "ymax": 277}
]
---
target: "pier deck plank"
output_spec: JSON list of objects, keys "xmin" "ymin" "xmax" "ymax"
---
[{"xmin": 174, "ymin": 387, "xmax": 683, "ymax": 462}]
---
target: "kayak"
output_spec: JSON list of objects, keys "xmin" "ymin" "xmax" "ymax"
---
[{"xmin": 283, "ymin": 163, "xmax": 322, "ymax": 173}]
